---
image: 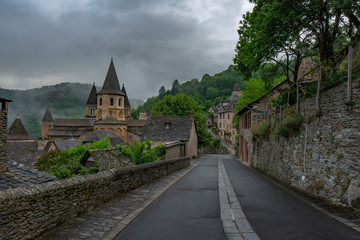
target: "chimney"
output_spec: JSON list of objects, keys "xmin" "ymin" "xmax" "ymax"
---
[{"xmin": 0, "ymin": 97, "xmax": 11, "ymax": 173}]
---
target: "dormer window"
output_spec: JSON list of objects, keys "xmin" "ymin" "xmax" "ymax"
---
[
  {"xmin": 165, "ymin": 121, "xmax": 171, "ymax": 129},
  {"xmin": 110, "ymin": 98, "xmax": 114, "ymax": 106}
]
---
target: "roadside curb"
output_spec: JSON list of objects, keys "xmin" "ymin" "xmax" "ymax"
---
[
  {"xmin": 102, "ymin": 158, "xmax": 204, "ymax": 240},
  {"xmin": 235, "ymin": 157, "xmax": 360, "ymax": 233}
]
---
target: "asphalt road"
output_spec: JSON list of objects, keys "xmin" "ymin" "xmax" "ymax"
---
[
  {"xmin": 115, "ymin": 154, "xmax": 360, "ymax": 240},
  {"xmin": 221, "ymin": 154, "xmax": 360, "ymax": 240},
  {"xmin": 115, "ymin": 155, "xmax": 225, "ymax": 240}
]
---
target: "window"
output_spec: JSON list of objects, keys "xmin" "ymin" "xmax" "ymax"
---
[
  {"xmin": 109, "ymin": 111, "xmax": 113, "ymax": 117},
  {"xmin": 119, "ymin": 98, "xmax": 122, "ymax": 106},
  {"xmin": 110, "ymin": 98, "xmax": 114, "ymax": 106},
  {"xmin": 99, "ymin": 98, "xmax": 102, "ymax": 106},
  {"xmin": 91, "ymin": 109, "xmax": 96, "ymax": 115}
]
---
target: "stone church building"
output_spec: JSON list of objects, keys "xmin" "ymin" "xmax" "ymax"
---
[
  {"xmin": 40, "ymin": 59, "xmax": 198, "ymax": 158},
  {"xmin": 41, "ymin": 59, "xmax": 137, "ymax": 143}
]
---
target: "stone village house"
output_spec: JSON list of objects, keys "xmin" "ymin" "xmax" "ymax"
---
[
  {"xmin": 210, "ymin": 84, "xmax": 242, "ymax": 145},
  {"xmin": 236, "ymin": 79, "xmax": 290, "ymax": 163}
]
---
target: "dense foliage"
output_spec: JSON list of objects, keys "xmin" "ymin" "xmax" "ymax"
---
[
  {"xmin": 151, "ymin": 94, "xmax": 217, "ymax": 148},
  {"xmin": 234, "ymin": 0, "xmax": 360, "ymax": 83},
  {"xmin": 35, "ymin": 137, "xmax": 111, "ymax": 179},
  {"xmin": 133, "ymin": 65, "xmax": 246, "ymax": 118},
  {"xmin": 116, "ymin": 138, "xmax": 166, "ymax": 165}
]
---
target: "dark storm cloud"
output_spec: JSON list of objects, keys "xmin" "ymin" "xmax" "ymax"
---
[{"xmin": 0, "ymin": 0, "xmax": 252, "ymax": 99}]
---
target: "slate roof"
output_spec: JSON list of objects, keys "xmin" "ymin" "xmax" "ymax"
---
[
  {"xmin": 81, "ymin": 148, "xmax": 133, "ymax": 171},
  {"xmin": 217, "ymin": 93, "xmax": 240, "ymax": 114},
  {"xmin": 95, "ymin": 117, "xmax": 125, "ymax": 125},
  {"xmin": 7, "ymin": 118, "xmax": 33, "ymax": 141},
  {"xmin": 122, "ymin": 84, "xmax": 130, "ymax": 107},
  {"xmin": 141, "ymin": 116, "xmax": 194, "ymax": 142},
  {"xmin": 86, "ymin": 83, "xmax": 98, "ymax": 105},
  {"xmin": 139, "ymin": 109, "xmax": 151, "ymax": 115},
  {"xmin": 79, "ymin": 130, "xmax": 124, "ymax": 147},
  {"xmin": 126, "ymin": 119, "xmax": 147, "ymax": 127},
  {"xmin": 7, "ymin": 142, "xmax": 39, "ymax": 166},
  {"xmin": 48, "ymin": 129, "xmax": 90, "ymax": 138},
  {"xmin": 42, "ymin": 108, "xmax": 53, "ymax": 122},
  {"xmin": 233, "ymin": 83, "xmax": 241, "ymax": 91},
  {"xmin": 98, "ymin": 59, "xmax": 125, "ymax": 95},
  {"xmin": 0, "ymin": 159, "xmax": 56, "ymax": 191},
  {"xmin": 53, "ymin": 118, "xmax": 95, "ymax": 127}
]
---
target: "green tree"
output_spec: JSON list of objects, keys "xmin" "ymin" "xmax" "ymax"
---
[
  {"xmin": 151, "ymin": 94, "xmax": 211, "ymax": 147},
  {"xmin": 234, "ymin": 0, "xmax": 360, "ymax": 83},
  {"xmin": 158, "ymin": 85, "xmax": 166, "ymax": 95}
]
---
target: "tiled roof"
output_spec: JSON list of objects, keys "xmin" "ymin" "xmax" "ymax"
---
[
  {"xmin": 48, "ymin": 129, "xmax": 90, "ymax": 138},
  {"xmin": 86, "ymin": 84, "xmax": 98, "ymax": 105},
  {"xmin": 42, "ymin": 108, "xmax": 53, "ymax": 122},
  {"xmin": 7, "ymin": 142, "xmax": 39, "ymax": 166},
  {"xmin": 126, "ymin": 119, "xmax": 147, "ymax": 127},
  {"xmin": 139, "ymin": 109, "xmax": 151, "ymax": 115},
  {"xmin": 233, "ymin": 83, "xmax": 241, "ymax": 91},
  {"xmin": 142, "ymin": 116, "xmax": 194, "ymax": 142},
  {"xmin": 81, "ymin": 148, "xmax": 133, "ymax": 171},
  {"xmin": 7, "ymin": 118, "xmax": 33, "ymax": 141},
  {"xmin": 53, "ymin": 118, "xmax": 95, "ymax": 127},
  {"xmin": 95, "ymin": 117, "xmax": 125, "ymax": 125},
  {"xmin": 79, "ymin": 130, "xmax": 124, "ymax": 147},
  {"xmin": 98, "ymin": 59, "xmax": 125, "ymax": 95},
  {"xmin": 0, "ymin": 160, "xmax": 56, "ymax": 191}
]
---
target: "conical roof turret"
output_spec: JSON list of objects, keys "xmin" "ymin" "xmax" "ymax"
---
[
  {"xmin": 122, "ymin": 84, "xmax": 130, "ymax": 108},
  {"xmin": 42, "ymin": 108, "xmax": 53, "ymax": 122},
  {"xmin": 86, "ymin": 83, "xmax": 97, "ymax": 105},
  {"xmin": 7, "ymin": 118, "xmax": 33, "ymax": 140},
  {"xmin": 98, "ymin": 58, "xmax": 124, "ymax": 95}
]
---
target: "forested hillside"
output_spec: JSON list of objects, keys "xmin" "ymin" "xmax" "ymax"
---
[
  {"xmin": 133, "ymin": 65, "xmax": 246, "ymax": 117},
  {"xmin": 0, "ymin": 82, "xmax": 143, "ymax": 139}
]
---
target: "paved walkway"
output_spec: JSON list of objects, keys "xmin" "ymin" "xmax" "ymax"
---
[{"xmin": 39, "ymin": 158, "xmax": 203, "ymax": 240}]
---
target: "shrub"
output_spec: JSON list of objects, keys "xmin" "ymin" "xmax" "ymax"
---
[
  {"xmin": 116, "ymin": 138, "xmax": 166, "ymax": 165},
  {"xmin": 251, "ymin": 121, "xmax": 271, "ymax": 141},
  {"xmin": 273, "ymin": 107, "xmax": 303, "ymax": 138},
  {"xmin": 35, "ymin": 137, "xmax": 111, "ymax": 179}
]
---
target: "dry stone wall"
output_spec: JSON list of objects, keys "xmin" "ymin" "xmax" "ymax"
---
[
  {"xmin": 0, "ymin": 157, "xmax": 190, "ymax": 240},
  {"xmin": 253, "ymin": 79, "xmax": 360, "ymax": 210},
  {"xmin": 0, "ymin": 110, "xmax": 7, "ymax": 172}
]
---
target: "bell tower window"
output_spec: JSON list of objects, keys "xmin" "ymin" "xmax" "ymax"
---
[
  {"xmin": 119, "ymin": 98, "xmax": 122, "ymax": 107},
  {"xmin": 110, "ymin": 98, "xmax": 114, "ymax": 106},
  {"xmin": 99, "ymin": 98, "xmax": 102, "ymax": 106}
]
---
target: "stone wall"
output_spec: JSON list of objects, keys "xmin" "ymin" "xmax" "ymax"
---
[
  {"xmin": 0, "ymin": 110, "xmax": 7, "ymax": 173},
  {"xmin": 0, "ymin": 157, "xmax": 190, "ymax": 240},
  {"xmin": 253, "ymin": 79, "xmax": 360, "ymax": 210}
]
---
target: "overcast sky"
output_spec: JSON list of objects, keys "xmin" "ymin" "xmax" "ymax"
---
[{"xmin": 0, "ymin": 0, "xmax": 253, "ymax": 100}]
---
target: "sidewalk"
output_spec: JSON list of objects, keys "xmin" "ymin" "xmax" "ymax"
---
[{"xmin": 38, "ymin": 158, "xmax": 203, "ymax": 240}]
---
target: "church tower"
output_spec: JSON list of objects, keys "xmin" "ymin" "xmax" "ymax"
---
[
  {"xmin": 96, "ymin": 58, "xmax": 126, "ymax": 121},
  {"xmin": 85, "ymin": 83, "xmax": 97, "ymax": 118},
  {"xmin": 94, "ymin": 58, "xmax": 128, "ymax": 140},
  {"xmin": 121, "ymin": 84, "xmax": 131, "ymax": 118},
  {"xmin": 41, "ymin": 108, "xmax": 53, "ymax": 140}
]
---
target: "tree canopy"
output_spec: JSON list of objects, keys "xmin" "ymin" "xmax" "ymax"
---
[
  {"xmin": 151, "ymin": 94, "xmax": 212, "ymax": 147},
  {"xmin": 234, "ymin": 0, "xmax": 360, "ymax": 82}
]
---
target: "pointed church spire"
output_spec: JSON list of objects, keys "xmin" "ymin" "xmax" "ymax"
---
[
  {"xmin": 121, "ymin": 84, "xmax": 130, "ymax": 108},
  {"xmin": 42, "ymin": 108, "xmax": 53, "ymax": 122},
  {"xmin": 86, "ymin": 83, "xmax": 97, "ymax": 105},
  {"xmin": 98, "ymin": 58, "xmax": 124, "ymax": 95}
]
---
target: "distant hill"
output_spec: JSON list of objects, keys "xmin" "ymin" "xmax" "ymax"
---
[
  {"xmin": 0, "ymin": 82, "xmax": 144, "ymax": 139},
  {"xmin": 134, "ymin": 65, "xmax": 246, "ymax": 117}
]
